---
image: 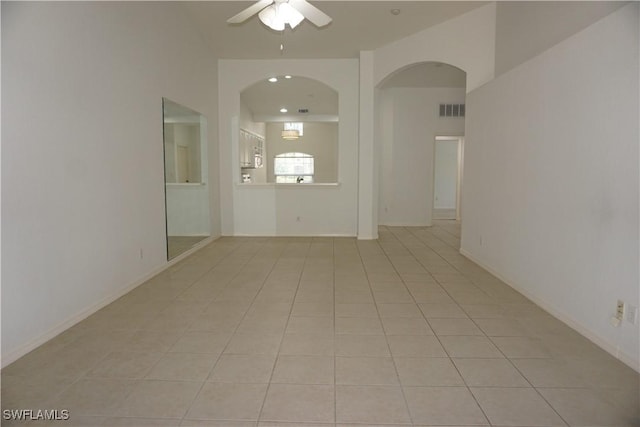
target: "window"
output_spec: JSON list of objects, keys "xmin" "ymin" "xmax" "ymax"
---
[
  {"xmin": 274, "ymin": 152, "xmax": 314, "ymax": 184},
  {"xmin": 284, "ymin": 122, "xmax": 304, "ymax": 136}
]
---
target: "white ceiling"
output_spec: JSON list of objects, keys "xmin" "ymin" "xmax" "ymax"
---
[
  {"xmin": 241, "ymin": 76, "xmax": 339, "ymax": 120},
  {"xmin": 380, "ymin": 62, "xmax": 466, "ymax": 88},
  {"xmin": 181, "ymin": 1, "xmax": 487, "ymax": 59}
]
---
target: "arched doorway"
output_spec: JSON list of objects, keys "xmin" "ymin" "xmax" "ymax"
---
[{"xmin": 376, "ymin": 61, "xmax": 466, "ymax": 228}]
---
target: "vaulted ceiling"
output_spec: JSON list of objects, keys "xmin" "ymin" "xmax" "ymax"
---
[
  {"xmin": 181, "ymin": 1, "xmax": 487, "ymax": 59},
  {"xmin": 195, "ymin": 1, "xmax": 479, "ymax": 119}
]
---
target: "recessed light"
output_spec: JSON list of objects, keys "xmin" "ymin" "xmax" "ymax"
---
[
  {"xmin": 268, "ymin": 77, "xmax": 278, "ymax": 83},
  {"xmin": 280, "ymin": 108, "xmax": 288, "ymax": 113},
  {"xmin": 390, "ymin": 8, "xmax": 401, "ymax": 15},
  {"xmin": 284, "ymin": 75, "xmax": 292, "ymax": 79}
]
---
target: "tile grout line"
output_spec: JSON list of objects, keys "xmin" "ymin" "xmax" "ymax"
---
[
  {"xmin": 42, "ymin": 240, "xmax": 248, "ymax": 422},
  {"xmin": 356, "ymin": 237, "xmax": 415, "ymax": 426},
  {"xmin": 144, "ymin": 239, "xmax": 252, "ymax": 418},
  {"xmin": 255, "ymin": 238, "xmax": 313, "ymax": 424},
  {"xmin": 179, "ymin": 238, "xmax": 286, "ymax": 425},
  {"xmin": 381, "ymin": 225, "xmax": 492, "ymax": 426},
  {"xmin": 396, "ymin": 225, "xmax": 574, "ymax": 427},
  {"xmin": 333, "ymin": 236, "xmax": 338, "ymax": 426}
]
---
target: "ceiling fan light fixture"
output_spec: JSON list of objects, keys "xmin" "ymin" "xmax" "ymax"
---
[
  {"xmin": 227, "ymin": 0, "xmax": 332, "ymax": 29},
  {"xmin": 259, "ymin": 6, "xmax": 283, "ymax": 30},
  {"xmin": 281, "ymin": 3, "xmax": 305, "ymax": 28},
  {"xmin": 282, "ymin": 129, "xmax": 300, "ymax": 140},
  {"xmin": 259, "ymin": 2, "xmax": 304, "ymax": 31}
]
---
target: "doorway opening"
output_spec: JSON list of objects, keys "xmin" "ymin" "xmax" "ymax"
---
[
  {"xmin": 376, "ymin": 61, "xmax": 466, "ymax": 227},
  {"xmin": 433, "ymin": 136, "xmax": 464, "ymax": 220}
]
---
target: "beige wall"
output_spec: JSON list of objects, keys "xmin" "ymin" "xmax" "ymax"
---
[
  {"xmin": 463, "ymin": 4, "xmax": 639, "ymax": 368},
  {"xmin": 495, "ymin": 1, "xmax": 624, "ymax": 76},
  {"xmin": 2, "ymin": 1, "xmax": 219, "ymax": 365}
]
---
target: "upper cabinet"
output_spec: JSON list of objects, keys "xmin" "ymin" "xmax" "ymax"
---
[{"xmin": 240, "ymin": 128, "xmax": 264, "ymax": 169}]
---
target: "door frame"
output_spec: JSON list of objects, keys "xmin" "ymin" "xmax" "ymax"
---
[{"xmin": 433, "ymin": 135, "xmax": 464, "ymax": 221}]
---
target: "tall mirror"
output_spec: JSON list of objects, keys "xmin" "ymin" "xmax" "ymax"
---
[{"xmin": 162, "ymin": 98, "xmax": 210, "ymax": 259}]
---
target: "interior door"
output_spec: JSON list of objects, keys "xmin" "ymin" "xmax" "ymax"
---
[{"xmin": 433, "ymin": 137, "xmax": 462, "ymax": 220}]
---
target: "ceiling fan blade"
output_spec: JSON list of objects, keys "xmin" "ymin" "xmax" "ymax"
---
[
  {"xmin": 288, "ymin": 0, "xmax": 332, "ymax": 27},
  {"xmin": 227, "ymin": 0, "xmax": 274, "ymax": 24}
]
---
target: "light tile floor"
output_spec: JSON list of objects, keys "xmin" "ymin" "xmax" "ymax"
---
[{"xmin": 2, "ymin": 222, "xmax": 639, "ymax": 426}]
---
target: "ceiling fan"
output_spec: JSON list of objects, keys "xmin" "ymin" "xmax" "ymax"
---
[{"xmin": 227, "ymin": 0, "xmax": 332, "ymax": 31}]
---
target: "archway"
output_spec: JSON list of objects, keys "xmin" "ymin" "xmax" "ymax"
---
[
  {"xmin": 375, "ymin": 61, "xmax": 467, "ymax": 228},
  {"xmin": 239, "ymin": 75, "xmax": 339, "ymax": 185},
  {"xmin": 217, "ymin": 59, "xmax": 359, "ymax": 237}
]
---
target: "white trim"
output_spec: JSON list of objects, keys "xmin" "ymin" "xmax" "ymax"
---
[
  {"xmin": 435, "ymin": 135, "xmax": 465, "ymax": 141},
  {"xmin": 459, "ymin": 248, "xmax": 640, "ymax": 373},
  {"xmin": 1, "ymin": 236, "xmax": 216, "ymax": 369},
  {"xmin": 230, "ymin": 233, "xmax": 355, "ymax": 238},
  {"xmin": 165, "ymin": 182, "xmax": 206, "ymax": 188},
  {"xmin": 379, "ymin": 222, "xmax": 432, "ymax": 227},
  {"xmin": 433, "ymin": 208, "xmax": 457, "ymax": 220},
  {"xmin": 236, "ymin": 183, "xmax": 341, "ymax": 189},
  {"xmin": 239, "ymin": 128, "xmax": 264, "ymax": 139},
  {"xmin": 253, "ymin": 114, "xmax": 338, "ymax": 123},
  {"xmin": 433, "ymin": 135, "xmax": 464, "ymax": 222},
  {"xmin": 357, "ymin": 235, "xmax": 378, "ymax": 241},
  {"xmin": 167, "ymin": 236, "xmax": 214, "ymax": 262}
]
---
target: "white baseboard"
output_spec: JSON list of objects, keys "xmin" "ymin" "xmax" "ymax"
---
[
  {"xmin": 167, "ymin": 236, "xmax": 215, "ymax": 263},
  {"xmin": 231, "ymin": 233, "xmax": 356, "ymax": 237},
  {"xmin": 379, "ymin": 222, "xmax": 431, "ymax": 227},
  {"xmin": 1, "ymin": 236, "xmax": 217, "ymax": 369},
  {"xmin": 433, "ymin": 208, "xmax": 457, "ymax": 220},
  {"xmin": 459, "ymin": 248, "xmax": 640, "ymax": 373}
]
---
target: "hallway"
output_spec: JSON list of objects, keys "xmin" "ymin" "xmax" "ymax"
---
[{"xmin": 2, "ymin": 222, "xmax": 638, "ymax": 426}]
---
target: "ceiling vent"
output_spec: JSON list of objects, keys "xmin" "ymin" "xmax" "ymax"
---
[
  {"xmin": 298, "ymin": 108, "xmax": 309, "ymax": 114},
  {"xmin": 439, "ymin": 103, "xmax": 465, "ymax": 118}
]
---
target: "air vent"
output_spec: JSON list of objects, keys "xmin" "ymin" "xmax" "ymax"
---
[
  {"xmin": 298, "ymin": 108, "xmax": 309, "ymax": 114},
  {"xmin": 439, "ymin": 103, "xmax": 465, "ymax": 118}
]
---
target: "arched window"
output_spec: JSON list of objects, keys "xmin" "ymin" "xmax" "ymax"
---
[{"xmin": 274, "ymin": 152, "xmax": 314, "ymax": 184}]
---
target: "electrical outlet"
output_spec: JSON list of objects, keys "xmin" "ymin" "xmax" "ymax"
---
[
  {"xmin": 616, "ymin": 300, "xmax": 625, "ymax": 320},
  {"xmin": 626, "ymin": 304, "xmax": 638, "ymax": 325}
]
